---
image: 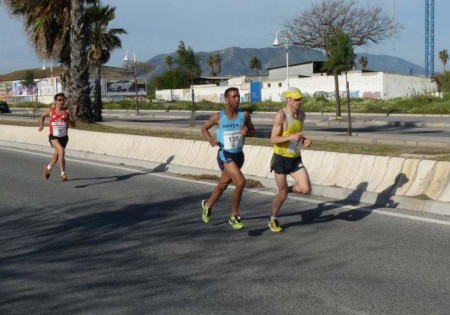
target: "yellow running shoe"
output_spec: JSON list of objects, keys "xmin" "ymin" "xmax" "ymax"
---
[
  {"xmin": 268, "ymin": 219, "xmax": 283, "ymax": 232},
  {"xmin": 61, "ymin": 174, "xmax": 68, "ymax": 182},
  {"xmin": 201, "ymin": 200, "xmax": 211, "ymax": 224},
  {"xmin": 228, "ymin": 215, "xmax": 245, "ymax": 230}
]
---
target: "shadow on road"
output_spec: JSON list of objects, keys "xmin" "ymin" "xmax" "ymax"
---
[
  {"xmin": 248, "ymin": 173, "xmax": 409, "ymax": 236},
  {"xmin": 70, "ymin": 156, "xmax": 175, "ymax": 188}
]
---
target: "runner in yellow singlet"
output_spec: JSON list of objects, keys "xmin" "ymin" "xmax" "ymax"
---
[{"xmin": 269, "ymin": 87, "xmax": 312, "ymax": 232}]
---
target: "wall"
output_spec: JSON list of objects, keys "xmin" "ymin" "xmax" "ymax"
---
[
  {"xmin": 269, "ymin": 63, "xmax": 314, "ymax": 80},
  {"xmin": 156, "ymin": 85, "xmax": 252, "ymax": 103},
  {"xmin": 155, "ymin": 71, "xmax": 437, "ymax": 103},
  {"xmin": 383, "ymin": 73, "xmax": 437, "ymax": 98}
]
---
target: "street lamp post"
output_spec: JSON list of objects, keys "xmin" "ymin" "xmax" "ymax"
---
[
  {"xmin": 273, "ymin": 30, "xmax": 290, "ymax": 87},
  {"xmin": 344, "ymin": 71, "xmax": 352, "ymax": 136},
  {"xmin": 123, "ymin": 49, "xmax": 139, "ymax": 115}
]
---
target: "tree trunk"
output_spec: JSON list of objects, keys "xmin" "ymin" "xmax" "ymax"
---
[
  {"xmin": 333, "ymin": 72, "xmax": 341, "ymax": 118},
  {"xmin": 92, "ymin": 64, "xmax": 103, "ymax": 121},
  {"xmin": 60, "ymin": 44, "xmax": 72, "ymax": 102},
  {"xmin": 70, "ymin": 0, "xmax": 94, "ymax": 122},
  {"xmin": 61, "ymin": 63, "xmax": 71, "ymax": 100}
]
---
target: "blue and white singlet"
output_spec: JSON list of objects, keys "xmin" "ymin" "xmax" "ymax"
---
[{"xmin": 217, "ymin": 109, "xmax": 246, "ymax": 154}]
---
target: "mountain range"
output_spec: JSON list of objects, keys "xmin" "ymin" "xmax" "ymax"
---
[{"xmin": 145, "ymin": 46, "xmax": 426, "ymax": 78}]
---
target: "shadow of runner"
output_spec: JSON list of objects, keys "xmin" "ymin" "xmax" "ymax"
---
[
  {"xmin": 317, "ymin": 182, "xmax": 369, "ymax": 222},
  {"xmin": 248, "ymin": 183, "xmax": 369, "ymax": 236},
  {"xmin": 371, "ymin": 173, "xmax": 409, "ymax": 209},
  {"xmin": 319, "ymin": 173, "xmax": 410, "ymax": 222},
  {"xmin": 72, "ymin": 156, "xmax": 175, "ymax": 188},
  {"xmin": 249, "ymin": 173, "xmax": 410, "ymax": 235}
]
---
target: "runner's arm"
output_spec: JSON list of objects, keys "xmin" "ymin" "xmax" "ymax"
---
[
  {"xmin": 299, "ymin": 111, "xmax": 311, "ymax": 147},
  {"xmin": 38, "ymin": 109, "xmax": 51, "ymax": 131},
  {"xmin": 241, "ymin": 111, "xmax": 256, "ymax": 137},
  {"xmin": 201, "ymin": 113, "xmax": 219, "ymax": 146}
]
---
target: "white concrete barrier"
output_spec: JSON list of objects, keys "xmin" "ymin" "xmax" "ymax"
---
[
  {"xmin": 424, "ymin": 162, "xmax": 450, "ymax": 202},
  {"xmin": 1, "ymin": 125, "xmax": 449, "ymax": 205}
]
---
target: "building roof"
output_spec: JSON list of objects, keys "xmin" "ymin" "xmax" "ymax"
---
[
  {"xmin": 193, "ymin": 76, "xmax": 231, "ymax": 85},
  {"xmin": 267, "ymin": 60, "xmax": 325, "ymax": 71},
  {"xmin": 0, "ymin": 65, "xmax": 129, "ymax": 82}
]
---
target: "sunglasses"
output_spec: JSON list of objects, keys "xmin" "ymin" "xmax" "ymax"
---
[{"xmin": 293, "ymin": 98, "xmax": 303, "ymax": 101}]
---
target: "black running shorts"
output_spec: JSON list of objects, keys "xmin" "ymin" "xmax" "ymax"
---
[
  {"xmin": 49, "ymin": 135, "xmax": 69, "ymax": 148},
  {"xmin": 270, "ymin": 153, "xmax": 304, "ymax": 174},
  {"xmin": 217, "ymin": 149, "xmax": 245, "ymax": 171}
]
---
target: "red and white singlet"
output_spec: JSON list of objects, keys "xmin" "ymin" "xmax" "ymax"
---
[{"xmin": 49, "ymin": 107, "xmax": 70, "ymax": 137}]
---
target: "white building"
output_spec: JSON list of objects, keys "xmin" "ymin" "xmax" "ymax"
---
[{"xmin": 155, "ymin": 61, "xmax": 437, "ymax": 103}]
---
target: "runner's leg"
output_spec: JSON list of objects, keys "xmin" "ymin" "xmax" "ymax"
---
[
  {"xmin": 272, "ymin": 173, "xmax": 289, "ymax": 217},
  {"xmin": 289, "ymin": 167, "xmax": 311, "ymax": 194},
  {"xmin": 50, "ymin": 139, "xmax": 65, "ymax": 174},
  {"xmin": 206, "ymin": 169, "xmax": 233, "ymax": 211},
  {"xmin": 222, "ymin": 161, "xmax": 246, "ymax": 217}
]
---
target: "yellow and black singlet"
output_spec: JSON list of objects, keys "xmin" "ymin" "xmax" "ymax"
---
[{"xmin": 273, "ymin": 109, "xmax": 303, "ymax": 158}]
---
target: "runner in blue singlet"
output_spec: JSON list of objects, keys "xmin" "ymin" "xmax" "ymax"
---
[{"xmin": 200, "ymin": 87, "xmax": 256, "ymax": 230}]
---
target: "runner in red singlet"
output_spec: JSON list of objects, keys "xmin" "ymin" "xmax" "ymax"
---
[{"xmin": 38, "ymin": 93, "xmax": 76, "ymax": 182}]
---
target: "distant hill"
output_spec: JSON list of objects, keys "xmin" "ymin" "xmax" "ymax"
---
[{"xmin": 146, "ymin": 46, "xmax": 425, "ymax": 78}]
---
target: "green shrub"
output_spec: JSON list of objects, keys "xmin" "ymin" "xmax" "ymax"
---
[
  {"xmin": 302, "ymin": 96, "xmax": 334, "ymax": 113},
  {"xmin": 10, "ymin": 93, "xmax": 450, "ymax": 115}
]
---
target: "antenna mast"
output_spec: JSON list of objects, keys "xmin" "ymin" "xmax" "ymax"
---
[{"xmin": 425, "ymin": 0, "xmax": 435, "ymax": 77}]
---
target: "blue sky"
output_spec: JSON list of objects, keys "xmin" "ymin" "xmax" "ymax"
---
[{"xmin": 0, "ymin": 0, "xmax": 449, "ymax": 74}]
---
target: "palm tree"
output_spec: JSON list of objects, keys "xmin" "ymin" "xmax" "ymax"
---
[
  {"xmin": 86, "ymin": 0, "xmax": 127, "ymax": 122},
  {"xmin": 3, "ymin": 1, "xmax": 73, "ymax": 105},
  {"xmin": 1, "ymin": 0, "xmax": 99, "ymax": 122},
  {"xmin": 322, "ymin": 31, "xmax": 356, "ymax": 133},
  {"xmin": 359, "ymin": 55, "xmax": 368, "ymax": 70},
  {"xmin": 207, "ymin": 55, "xmax": 216, "ymax": 76},
  {"xmin": 164, "ymin": 55, "xmax": 174, "ymax": 101},
  {"xmin": 439, "ymin": 49, "xmax": 449, "ymax": 73},
  {"xmin": 2, "ymin": 1, "xmax": 71, "ymax": 78},
  {"xmin": 176, "ymin": 41, "xmax": 201, "ymax": 126},
  {"xmin": 4, "ymin": 1, "xmax": 70, "ymax": 55},
  {"xmin": 214, "ymin": 54, "xmax": 222, "ymax": 76},
  {"xmin": 68, "ymin": 0, "xmax": 94, "ymax": 121},
  {"xmin": 165, "ymin": 55, "xmax": 173, "ymax": 70},
  {"xmin": 248, "ymin": 56, "xmax": 262, "ymax": 75}
]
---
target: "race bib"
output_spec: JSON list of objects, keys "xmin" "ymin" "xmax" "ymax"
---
[
  {"xmin": 52, "ymin": 121, "xmax": 67, "ymax": 137},
  {"xmin": 223, "ymin": 130, "xmax": 243, "ymax": 150},
  {"xmin": 288, "ymin": 140, "xmax": 301, "ymax": 153}
]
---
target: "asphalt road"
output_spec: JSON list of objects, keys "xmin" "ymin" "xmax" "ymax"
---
[
  {"xmin": 2, "ymin": 146, "xmax": 450, "ymax": 314},
  {"xmin": 103, "ymin": 113, "xmax": 450, "ymax": 140}
]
